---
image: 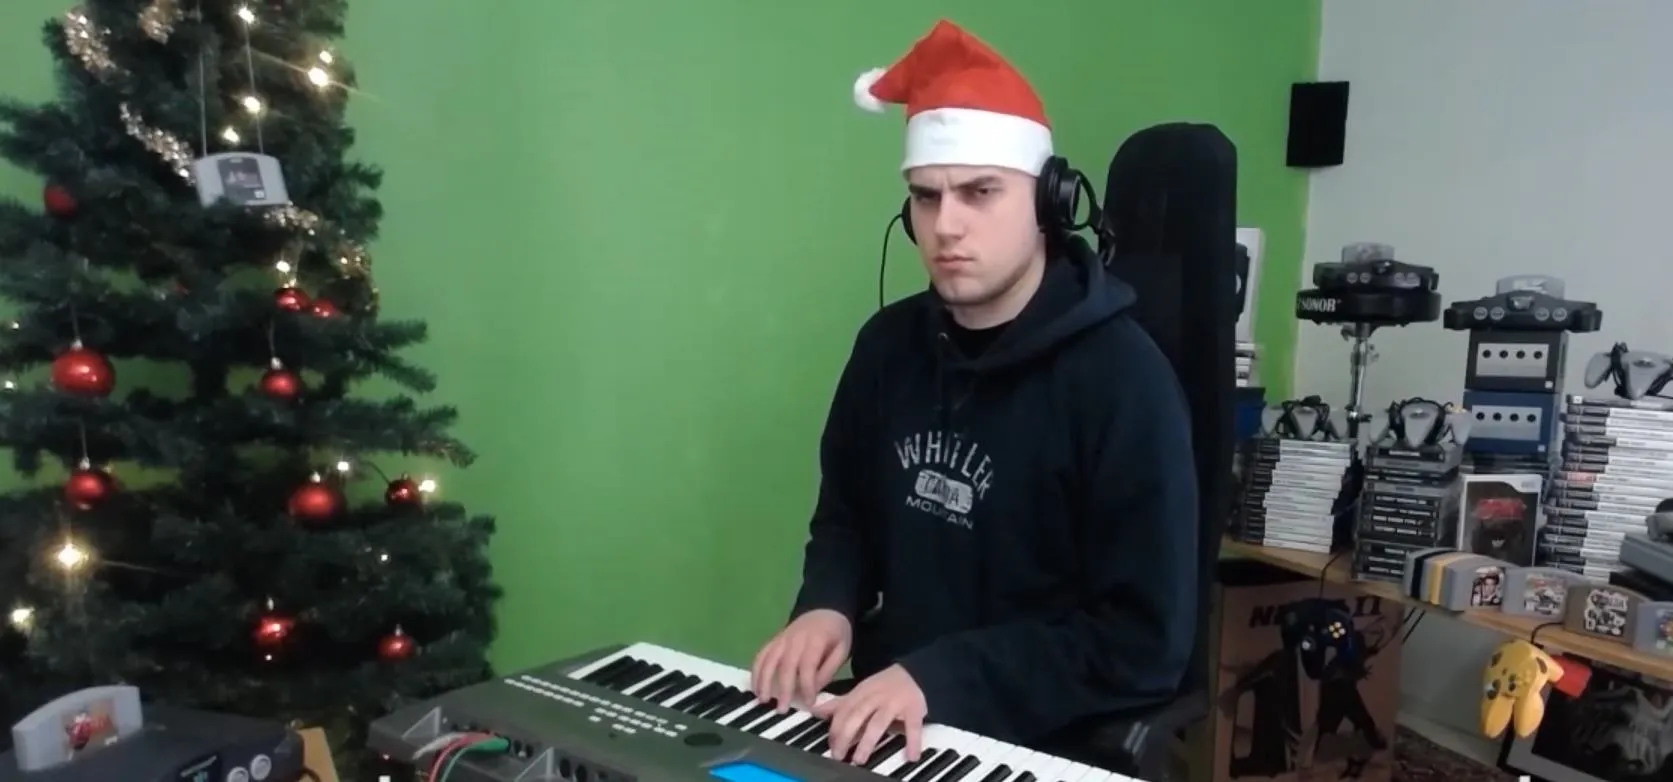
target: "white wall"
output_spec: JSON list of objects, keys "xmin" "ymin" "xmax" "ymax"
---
[{"xmin": 1300, "ymin": 0, "xmax": 1673, "ymax": 745}]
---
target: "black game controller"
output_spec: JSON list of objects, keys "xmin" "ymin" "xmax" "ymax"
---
[
  {"xmin": 1278, "ymin": 598, "xmax": 1362, "ymax": 678},
  {"xmin": 1584, "ymin": 343, "xmax": 1673, "ymax": 400}
]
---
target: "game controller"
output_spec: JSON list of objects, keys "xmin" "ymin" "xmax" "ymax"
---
[
  {"xmin": 1584, "ymin": 343, "xmax": 1673, "ymax": 400},
  {"xmin": 1647, "ymin": 499, "xmax": 1673, "ymax": 542},
  {"xmin": 1278, "ymin": 598, "xmax": 1361, "ymax": 678},
  {"xmin": 1481, "ymin": 639, "xmax": 1563, "ymax": 739}
]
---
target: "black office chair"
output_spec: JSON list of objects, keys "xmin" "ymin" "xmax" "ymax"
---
[{"xmin": 1081, "ymin": 123, "xmax": 1240, "ymax": 781}]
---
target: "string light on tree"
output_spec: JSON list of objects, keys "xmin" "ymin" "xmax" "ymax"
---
[
  {"xmin": 53, "ymin": 538, "xmax": 90, "ymax": 572},
  {"xmin": 235, "ymin": 5, "xmax": 256, "ymax": 25},
  {"xmin": 9, "ymin": 606, "xmax": 33, "ymax": 631},
  {"xmin": 240, "ymin": 95, "xmax": 264, "ymax": 115},
  {"xmin": 220, "ymin": 126, "xmax": 239, "ymax": 145}
]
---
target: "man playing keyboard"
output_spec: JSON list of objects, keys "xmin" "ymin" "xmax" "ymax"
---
[{"xmin": 749, "ymin": 19, "xmax": 1199, "ymax": 771}]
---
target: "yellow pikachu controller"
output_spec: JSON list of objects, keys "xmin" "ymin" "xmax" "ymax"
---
[{"xmin": 1481, "ymin": 639, "xmax": 1562, "ymax": 739}]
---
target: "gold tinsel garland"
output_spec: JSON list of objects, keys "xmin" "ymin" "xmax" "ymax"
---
[{"xmin": 60, "ymin": 4, "xmax": 374, "ymax": 287}]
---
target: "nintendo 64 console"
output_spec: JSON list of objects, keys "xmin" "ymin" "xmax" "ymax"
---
[{"xmin": 0, "ymin": 686, "xmax": 302, "ymax": 782}]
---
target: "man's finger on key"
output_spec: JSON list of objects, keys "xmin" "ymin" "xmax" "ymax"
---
[
  {"xmin": 751, "ymin": 643, "xmax": 778, "ymax": 700},
  {"xmin": 849, "ymin": 712, "xmax": 891, "ymax": 765},
  {"xmin": 830, "ymin": 697, "xmax": 873, "ymax": 760},
  {"xmin": 903, "ymin": 715, "xmax": 924, "ymax": 762}
]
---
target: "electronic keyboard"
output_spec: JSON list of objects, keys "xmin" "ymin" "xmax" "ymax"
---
[{"xmin": 369, "ymin": 642, "xmax": 1138, "ymax": 782}]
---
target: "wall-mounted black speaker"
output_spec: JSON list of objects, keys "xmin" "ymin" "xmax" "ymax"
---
[{"xmin": 1286, "ymin": 81, "xmax": 1349, "ymax": 168}]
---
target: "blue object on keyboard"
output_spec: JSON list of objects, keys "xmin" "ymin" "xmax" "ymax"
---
[{"xmin": 710, "ymin": 761, "xmax": 804, "ymax": 782}]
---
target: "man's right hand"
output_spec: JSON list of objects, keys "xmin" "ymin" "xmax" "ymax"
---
[{"xmin": 750, "ymin": 608, "xmax": 852, "ymax": 712}]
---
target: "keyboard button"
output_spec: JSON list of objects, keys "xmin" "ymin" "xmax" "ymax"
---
[
  {"xmin": 579, "ymin": 655, "xmax": 635, "ymax": 684},
  {"xmin": 890, "ymin": 750, "xmax": 939, "ymax": 780},
  {"xmin": 906, "ymin": 750, "xmax": 961, "ymax": 782},
  {"xmin": 862, "ymin": 735, "xmax": 909, "ymax": 768}
]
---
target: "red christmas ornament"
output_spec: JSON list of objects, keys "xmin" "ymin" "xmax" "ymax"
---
[
  {"xmin": 64, "ymin": 460, "xmax": 116, "ymax": 511},
  {"xmin": 258, "ymin": 359, "xmax": 302, "ymax": 400},
  {"xmin": 287, "ymin": 473, "xmax": 342, "ymax": 524},
  {"xmin": 253, "ymin": 611, "xmax": 295, "ymax": 648},
  {"xmin": 51, "ymin": 341, "xmax": 116, "ymax": 397},
  {"xmin": 384, "ymin": 475, "xmax": 422, "ymax": 509},
  {"xmin": 377, "ymin": 627, "xmax": 416, "ymax": 661},
  {"xmin": 42, "ymin": 184, "xmax": 77, "ymax": 218},
  {"xmin": 275, "ymin": 287, "xmax": 310, "ymax": 312},
  {"xmin": 309, "ymin": 299, "xmax": 339, "ymax": 318}
]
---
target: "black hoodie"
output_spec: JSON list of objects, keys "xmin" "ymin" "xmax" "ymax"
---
[{"xmin": 791, "ymin": 240, "xmax": 1199, "ymax": 746}]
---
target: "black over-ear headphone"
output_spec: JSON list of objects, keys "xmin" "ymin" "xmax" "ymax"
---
[{"xmin": 900, "ymin": 155, "xmax": 1089, "ymax": 244}]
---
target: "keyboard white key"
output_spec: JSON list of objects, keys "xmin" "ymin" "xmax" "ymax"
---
[{"xmin": 559, "ymin": 642, "xmax": 1132, "ymax": 782}]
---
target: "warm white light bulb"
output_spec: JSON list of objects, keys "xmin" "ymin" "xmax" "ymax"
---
[
  {"xmin": 417, "ymin": 478, "xmax": 438, "ymax": 494},
  {"xmin": 8, "ymin": 607, "xmax": 32, "ymax": 629},
  {"xmin": 377, "ymin": 552, "xmax": 390, "ymax": 563},
  {"xmin": 241, "ymin": 95, "xmax": 264, "ymax": 114},
  {"xmin": 307, "ymin": 67, "xmax": 330, "ymax": 88},
  {"xmin": 236, "ymin": 6, "xmax": 255, "ymax": 24},
  {"xmin": 221, "ymin": 126, "xmax": 240, "ymax": 144},
  {"xmin": 335, "ymin": 460, "xmax": 351, "ymax": 473},
  {"xmin": 54, "ymin": 541, "xmax": 88, "ymax": 570},
  {"xmin": 317, "ymin": 51, "xmax": 334, "ymax": 64},
  {"xmin": 2, "ymin": 380, "xmax": 14, "ymax": 391},
  {"xmin": 274, "ymin": 260, "xmax": 293, "ymax": 274}
]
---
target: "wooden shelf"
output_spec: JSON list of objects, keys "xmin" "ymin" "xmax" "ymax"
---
[{"xmin": 1220, "ymin": 537, "xmax": 1673, "ymax": 681}]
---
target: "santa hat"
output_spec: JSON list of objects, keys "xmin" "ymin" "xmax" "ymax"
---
[{"xmin": 853, "ymin": 20, "xmax": 1053, "ymax": 176}]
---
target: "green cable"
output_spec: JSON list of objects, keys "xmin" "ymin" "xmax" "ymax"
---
[{"xmin": 440, "ymin": 737, "xmax": 510, "ymax": 781}]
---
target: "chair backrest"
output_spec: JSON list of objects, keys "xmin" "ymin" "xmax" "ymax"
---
[{"xmin": 1098, "ymin": 123, "xmax": 1238, "ymax": 695}]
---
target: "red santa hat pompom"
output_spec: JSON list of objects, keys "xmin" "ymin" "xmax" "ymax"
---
[{"xmin": 851, "ymin": 20, "xmax": 1054, "ymax": 176}]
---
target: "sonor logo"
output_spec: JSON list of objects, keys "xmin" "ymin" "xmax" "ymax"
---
[{"xmin": 1297, "ymin": 297, "xmax": 1339, "ymax": 313}]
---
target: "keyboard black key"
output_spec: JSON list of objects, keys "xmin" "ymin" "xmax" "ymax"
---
[
  {"xmin": 685, "ymin": 685, "xmax": 735, "ymax": 715},
  {"xmin": 744, "ymin": 711, "xmax": 793, "ymax": 735},
  {"xmin": 1012, "ymin": 772, "xmax": 1036, "ymax": 782},
  {"xmin": 793, "ymin": 723, "xmax": 831, "ymax": 750},
  {"xmin": 599, "ymin": 660, "xmax": 652, "ymax": 689},
  {"xmin": 861, "ymin": 735, "xmax": 907, "ymax": 769},
  {"xmin": 906, "ymin": 751, "xmax": 959, "ymax": 782},
  {"xmin": 580, "ymin": 656, "xmax": 636, "ymax": 684},
  {"xmin": 934, "ymin": 754, "xmax": 983, "ymax": 782},
  {"xmin": 890, "ymin": 750, "xmax": 939, "ymax": 780},
  {"xmin": 629, "ymin": 670, "xmax": 683, "ymax": 697},
  {"xmin": 977, "ymin": 765, "xmax": 1012, "ymax": 782},
  {"xmin": 730, "ymin": 703, "xmax": 775, "ymax": 730},
  {"xmin": 700, "ymin": 690, "xmax": 754, "ymax": 720},
  {"xmin": 670, "ymin": 682, "xmax": 723, "ymax": 711},
  {"xmin": 806, "ymin": 735, "xmax": 830, "ymax": 755},
  {"xmin": 643, "ymin": 673, "xmax": 697, "ymax": 702},
  {"xmin": 779, "ymin": 719, "xmax": 824, "ymax": 746},
  {"xmin": 607, "ymin": 662, "xmax": 663, "ymax": 691}
]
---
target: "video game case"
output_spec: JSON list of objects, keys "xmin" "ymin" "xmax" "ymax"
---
[
  {"xmin": 1561, "ymin": 442, "xmax": 1673, "ymax": 466},
  {"xmin": 1546, "ymin": 492, "xmax": 1659, "ymax": 516},
  {"xmin": 1562, "ymin": 409, "xmax": 1673, "ymax": 432},
  {"xmin": 1542, "ymin": 505, "xmax": 1648, "ymax": 530},
  {"xmin": 1564, "ymin": 429, "xmax": 1673, "ymax": 453},
  {"xmin": 1365, "ymin": 443, "xmax": 1464, "ymax": 465},
  {"xmin": 1458, "ymin": 473, "xmax": 1542, "ymax": 567},
  {"xmin": 1352, "ymin": 539, "xmax": 1424, "ymax": 583},
  {"xmin": 1556, "ymin": 464, "xmax": 1673, "ymax": 485},
  {"xmin": 1566, "ymin": 394, "xmax": 1673, "ymax": 413},
  {"xmin": 1550, "ymin": 481, "xmax": 1673, "ymax": 505}
]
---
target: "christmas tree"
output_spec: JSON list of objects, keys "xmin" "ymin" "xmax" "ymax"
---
[{"xmin": 0, "ymin": 0, "xmax": 500, "ymax": 770}]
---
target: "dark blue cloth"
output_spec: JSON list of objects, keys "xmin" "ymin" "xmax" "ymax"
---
[{"xmin": 792, "ymin": 241, "xmax": 1200, "ymax": 745}]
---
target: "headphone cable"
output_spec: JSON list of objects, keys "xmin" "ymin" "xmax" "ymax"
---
[{"xmin": 878, "ymin": 212, "xmax": 903, "ymax": 310}]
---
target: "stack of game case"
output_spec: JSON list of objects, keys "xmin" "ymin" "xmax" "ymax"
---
[
  {"xmin": 1233, "ymin": 436, "xmax": 1352, "ymax": 554},
  {"xmin": 1236, "ymin": 342, "xmax": 1258, "ymax": 388},
  {"xmin": 1541, "ymin": 395, "xmax": 1673, "ymax": 580},
  {"xmin": 1352, "ymin": 442, "xmax": 1464, "ymax": 582}
]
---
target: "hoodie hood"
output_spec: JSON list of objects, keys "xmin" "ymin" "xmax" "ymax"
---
[{"xmin": 929, "ymin": 235, "xmax": 1136, "ymax": 372}]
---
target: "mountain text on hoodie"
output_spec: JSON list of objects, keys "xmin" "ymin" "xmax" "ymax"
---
[{"xmin": 792, "ymin": 243, "xmax": 1201, "ymax": 746}]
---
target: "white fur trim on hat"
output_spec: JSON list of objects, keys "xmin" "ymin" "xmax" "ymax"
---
[
  {"xmin": 901, "ymin": 107, "xmax": 1053, "ymax": 175},
  {"xmin": 853, "ymin": 68, "xmax": 888, "ymax": 113}
]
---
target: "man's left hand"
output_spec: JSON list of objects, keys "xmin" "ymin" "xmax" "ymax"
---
[{"xmin": 813, "ymin": 664, "xmax": 926, "ymax": 765}]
